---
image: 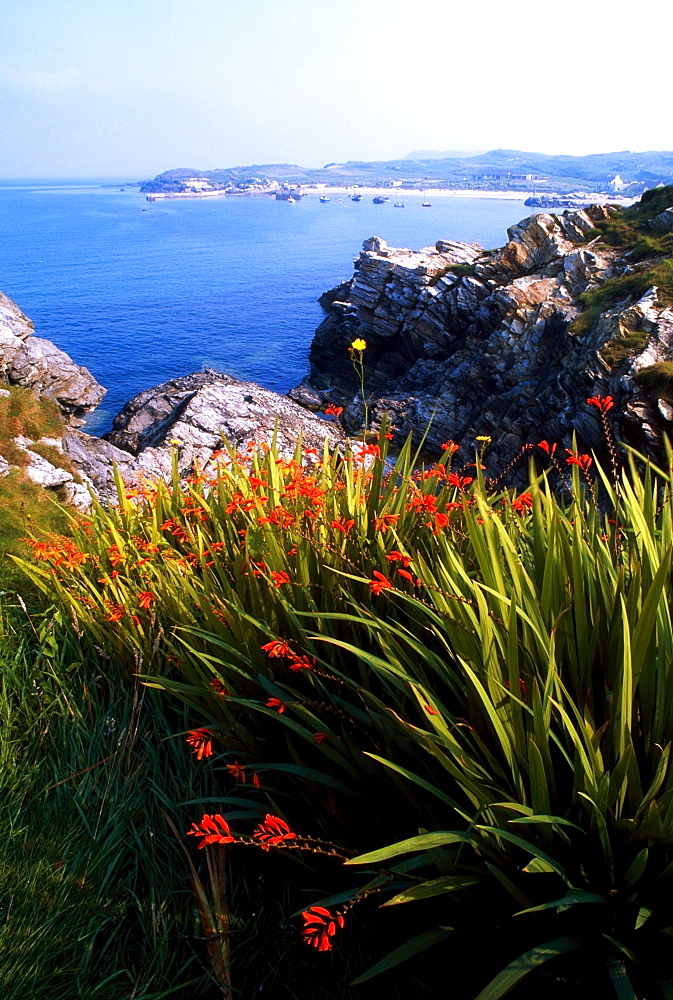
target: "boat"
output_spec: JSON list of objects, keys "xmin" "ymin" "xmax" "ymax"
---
[
  {"xmin": 351, "ymin": 193, "xmax": 363, "ymax": 201},
  {"xmin": 287, "ymin": 197, "xmax": 296, "ymax": 204},
  {"xmin": 319, "ymin": 195, "xmax": 330, "ymax": 203},
  {"xmin": 422, "ymin": 201, "xmax": 432, "ymax": 207},
  {"xmin": 394, "ymin": 199, "xmax": 405, "ymax": 208},
  {"xmin": 372, "ymin": 195, "xmax": 387, "ymax": 204}
]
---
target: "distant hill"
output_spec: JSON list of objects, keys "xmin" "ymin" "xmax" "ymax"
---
[{"xmin": 141, "ymin": 149, "xmax": 673, "ymax": 196}]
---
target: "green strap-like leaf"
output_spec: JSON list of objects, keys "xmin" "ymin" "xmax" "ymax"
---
[
  {"xmin": 382, "ymin": 875, "xmax": 480, "ymax": 906},
  {"xmin": 345, "ymin": 831, "xmax": 476, "ymax": 866},
  {"xmin": 351, "ymin": 926, "xmax": 453, "ymax": 985},
  {"xmin": 607, "ymin": 958, "xmax": 637, "ymax": 1000},
  {"xmin": 472, "ymin": 936, "xmax": 582, "ymax": 1000}
]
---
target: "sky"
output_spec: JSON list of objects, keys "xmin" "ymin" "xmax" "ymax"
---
[{"xmin": 1, "ymin": 0, "xmax": 672, "ymax": 178}]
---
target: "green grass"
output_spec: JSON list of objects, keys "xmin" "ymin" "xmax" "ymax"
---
[
  {"xmin": 633, "ymin": 360, "xmax": 673, "ymax": 403},
  {"xmin": 569, "ymin": 185, "xmax": 673, "ymax": 354}
]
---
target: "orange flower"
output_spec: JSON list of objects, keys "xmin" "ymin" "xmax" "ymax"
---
[
  {"xmin": 440, "ymin": 440, "xmax": 459, "ymax": 453},
  {"xmin": 537, "ymin": 440, "xmax": 557, "ymax": 455},
  {"xmin": 331, "ymin": 518, "xmax": 355, "ymax": 534},
  {"xmin": 288, "ymin": 654, "xmax": 316, "ymax": 672},
  {"xmin": 301, "ymin": 906, "xmax": 344, "ymax": 951},
  {"xmin": 253, "ymin": 814, "xmax": 297, "ymax": 850},
  {"xmin": 369, "ymin": 571, "xmax": 392, "ymax": 595},
  {"xmin": 187, "ymin": 813, "xmax": 235, "ymax": 848},
  {"xmin": 266, "ymin": 697, "xmax": 286, "ymax": 713},
  {"xmin": 324, "ymin": 404, "xmax": 344, "ymax": 417},
  {"xmin": 185, "ymin": 729, "xmax": 214, "ymax": 760},
  {"xmin": 271, "ymin": 571, "xmax": 291, "ymax": 587},
  {"xmin": 374, "ymin": 513, "xmax": 400, "ymax": 531},
  {"xmin": 137, "ymin": 590, "xmax": 155, "ymax": 609},
  {"xmin": 261, "ymin": 639, "xmax": 295, "ymax": 658},
  {"xmin": 587, "ymin": 395, "xmax": 614, "ymax": 413},
  {"xmin": 386, "ymin": 550, "xmax": 411, "ymax": 566},
  {"xmin": 227, "ymin": 762, "xmax": 247, "ymax": 782},
  {"xmin": 511, "ymin": 492, "xmax": 533, "ymax": 513},
  {"xmin": 565, "ymin": 450, "xmax": 592, "ymax": 471}
]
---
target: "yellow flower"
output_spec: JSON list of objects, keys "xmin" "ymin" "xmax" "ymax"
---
[
  {"xmin": 170, "ymin": 439, "xmax": 182, "ymax": 446},
  {"xmin": 475, "ymin": 435, "xmax": 491, "ymax": 442},
  {"xmin": 350, "ymin": 338, "xmax": 367, "ymax": 351}
]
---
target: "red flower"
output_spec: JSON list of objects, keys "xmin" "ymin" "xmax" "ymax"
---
[
  {"xmin": 185, "ymin": 728, "xmax": 214, "ymax": 760},
  {"xmin": 537, "ymin": 440, "xmax": 557, "ymax": 455},
  {"xmin": 396, "ymin": 568, "xmax": 420, "ymax": 585},
  {"xmin": 313, "ymin": 731, "xmax": 329, "ymax": 743},
  {"xmin": 288, "ymin": 654, "xmax": 315, "ymax": 671},
  {"xmin": 587, "ymin": 395, "xmax": 614, "ymax": 413},
  {"xmin": 386, "ymin": 550, "xmax": 411, "ymax": 566},
  {"xmin": 266, "ymin": 697, "xmax": 286, "ymax": 713},
  {"xmin": 187, "ymin": 813, "xmax": 235, "ymax": 848},
  {"xmin": 566, "ymin": 450, "xmax": 593, "ymax": 471},
  {"xmin": 252, "ymin": 814, "xmax": 297, "ymax": 849},
  {"xmin": 511, "ymin": 492, "xmax": 533, "ymax": 513},
  {"xmin": 423, "ymin": 704, "xmax": 439, "ymax": 715},
  {"xmin": 210, "ymin": 678, "xmax": 229, "ymax": 697},
  {"xmin": 261, "ymin": 639, "xmax": 294, "ymax": 658},
  {"xmin": 374, "ymin": 513, "xmax": 400, "ymax": 531},
  {"xmin": 226, "ymin": 762, "xmax": 247, "ymax": 782},
  {"xmin": 440, "ymin": 440, "xmax": 459, "ymax": 454},
  {"xmin": 271, "ymin": 571, "xmax": 291, "ymax": 587},
  {"xmin": 331, "ymin": 518, "xmax": 355, "ymax": 534},
  {"xmin": 137, "ymin": 590, "xmax": 155, "ymax": 609},
  {"xmin": 301, "ymin": 906, "xmax": 344, "ymax": 951},
  {"xmin": 369, "ymin": 571, "xmax": 393, "ymax": 595},
  {"xmin": 324, "ymin": 404, "xmax": 344, "ymax": 417}
]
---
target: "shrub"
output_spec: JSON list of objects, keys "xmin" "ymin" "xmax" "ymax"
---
[{"xmin": 16, "ymin": 424, "xmax": 673, "ymax": 998}]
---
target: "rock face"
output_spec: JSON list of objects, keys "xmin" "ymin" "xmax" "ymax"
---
[
  {"xmin": 293, "ymin": 209, "xmax": 673, "ymax": 465},
  {"xmin": 104, "ymin": 370, "xmax": 343, "ymax": 472},
  {"xmin": 0, "ymin": 291, "xmax": 105, "ymax": 417}
]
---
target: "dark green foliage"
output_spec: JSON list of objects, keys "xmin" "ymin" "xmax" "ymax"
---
[{"xmin": 633, "ymin": 361, "xmax": 673, "ymax": 402}]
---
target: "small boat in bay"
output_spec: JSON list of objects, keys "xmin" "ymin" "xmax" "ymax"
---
[
  {"xmin": 319, "ymin": 195, "xmax": 330, "ymax": 203},
  {"xmin": 372, "ymin": 195, "xmax": 386, "ymax": 204},
  {"xmin": 351, "ymin": 193, "xmax": 363, "ymax": 201}
]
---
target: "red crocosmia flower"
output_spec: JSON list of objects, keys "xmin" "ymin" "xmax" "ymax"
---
[
  {"xmin": 397, "ymin": 568, "xmax": 419, "ymax": 585},
  {"xmin": 304, "ymin": 447, "xmax": 319, "ymax": 456},
  {"xmin": 252, "ymin": 771, "xmax": 261, "ymax": 789},
  {"xmin": 266, "ymin": 697, "xmax": 286, "ymax": 713},
  {"xmin": 331, "ymin": 518, "xmax": 355, "ymax": 534},
  {"xmin": 537, "ymin": 440, "xmax": 557, "ymax": 455},
  {"xmin": 423, "ymin": 704, "xmax": 439, "ymax": 715},
  {"xmin": 271, "ymin": 571, "xmax": 291, "ymax": 587},
  {"xmin": 369, "ymin": 571, "xmax": 393, "ymax": 595},
  {"xmin": 185, "ymin": 728, "xmax": 214, "ymax": 760},
  {"xmin": 313, "ymin": 731, "xmax": 329, "ymax": 743},
  {"xmin": 301, "ymin": 907, "xmax": 345, "ymax": 951},
  {"xmin": 511, "ymin": 492, "xmax": 534, "ymax": 513},
  {"xmin": 210, "ymin": 678, "xmax": 229, "ymax": 697},
  {"xmin": 386, "ymin": 550, "xmax": 411, "ymax": 566},
  {"xmin": 226, "ymin": 762, "xmax": 247, "ymax": 782},
  {"xmin": 253, "ymin": 814, "xmax": 297, "ymax": 849},
  {"xmin": 288, "ymin": 654, "xmax": 315, "ymax": 671},
  {"xmin": 187, "ymin": 813, "xmax": 235, "ymax": 848},
  {"xmin": 374, "ymin": 513, "xmax": 400, "ymax": 531},
  {"xmin": 261, "ymin": 640, "xmax": 294, "ymax": 658},
  {"xmin": 565, "ymin": 450, "xmax": 593, "ymax": 471},
  {"xmin": 447, "ymin": 473, "xmax": 473, "ymax": 490},
  {"xmin": 587, "ymin": 395, "xmax": 614, "ymax": 413},
  {"xmin": 324, "ymin": 404, "xmax": 344, "ymax": 417},
  {"xmin": 137, "ymin": 590, "xmax": 155, "ymax": 609},
  {"xmin": 440, "ymin": 440, "xmax": 459, "ymax": 454}
]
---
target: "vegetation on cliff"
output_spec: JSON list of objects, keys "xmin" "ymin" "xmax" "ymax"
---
[{"xmin": 6, "ymin": 401, "xmax": 673, "ymax": 999}]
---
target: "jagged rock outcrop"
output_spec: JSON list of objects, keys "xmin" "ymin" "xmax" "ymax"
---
[
  {"xmin": 103, "ymin": 371, "xmax": 343, "ymax": 473},
  {"xmin": 292, "ymin": 207, "xmax": 673, "ymax": 465},
  {"xmin": 0, "ymin": 291, "xmax": 105, "ymax": 417}
]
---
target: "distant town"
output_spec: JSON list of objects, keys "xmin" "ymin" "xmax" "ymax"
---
[{"xmin": 137, "ymin": 148, "xmax": 673, "ymax": 205}]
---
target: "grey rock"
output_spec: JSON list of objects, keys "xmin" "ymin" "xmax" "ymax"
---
[{"xmin": 0, "ymin": 455, "xmax": 9, "ymax": 478}]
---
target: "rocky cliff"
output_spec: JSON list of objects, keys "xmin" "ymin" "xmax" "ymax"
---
[{"xmin": 292, "ymin": 194, "xmax": 673, "ymax": 467}]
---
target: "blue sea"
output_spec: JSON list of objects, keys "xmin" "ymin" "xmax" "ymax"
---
[{"xmin": 0, "ymin": 180, "xmax": 528, "ymax": 432}]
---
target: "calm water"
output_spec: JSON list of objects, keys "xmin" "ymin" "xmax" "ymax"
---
[{"xmin": 0, "ymin": 181, "xmax": 528, "ymax": 432}]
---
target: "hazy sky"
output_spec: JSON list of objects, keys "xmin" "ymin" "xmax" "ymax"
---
[{"xmin": 1, "ymin": 0, "xmax": 671, "ymax": 178}]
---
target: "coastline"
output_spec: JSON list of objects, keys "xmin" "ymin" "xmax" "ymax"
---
[{"xmin": 145, "ymin": 183, "xmax": 634, "ymax": 206}]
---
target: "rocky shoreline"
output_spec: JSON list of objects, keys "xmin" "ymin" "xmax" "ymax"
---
[{"xmin": 2, "ymin": 194, "xmax": 673, "ymax": 509}]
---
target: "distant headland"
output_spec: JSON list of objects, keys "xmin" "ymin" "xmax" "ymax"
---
[{"xmin": 139, "ymin": 148, "xmax": 673, "ymax": 204}]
